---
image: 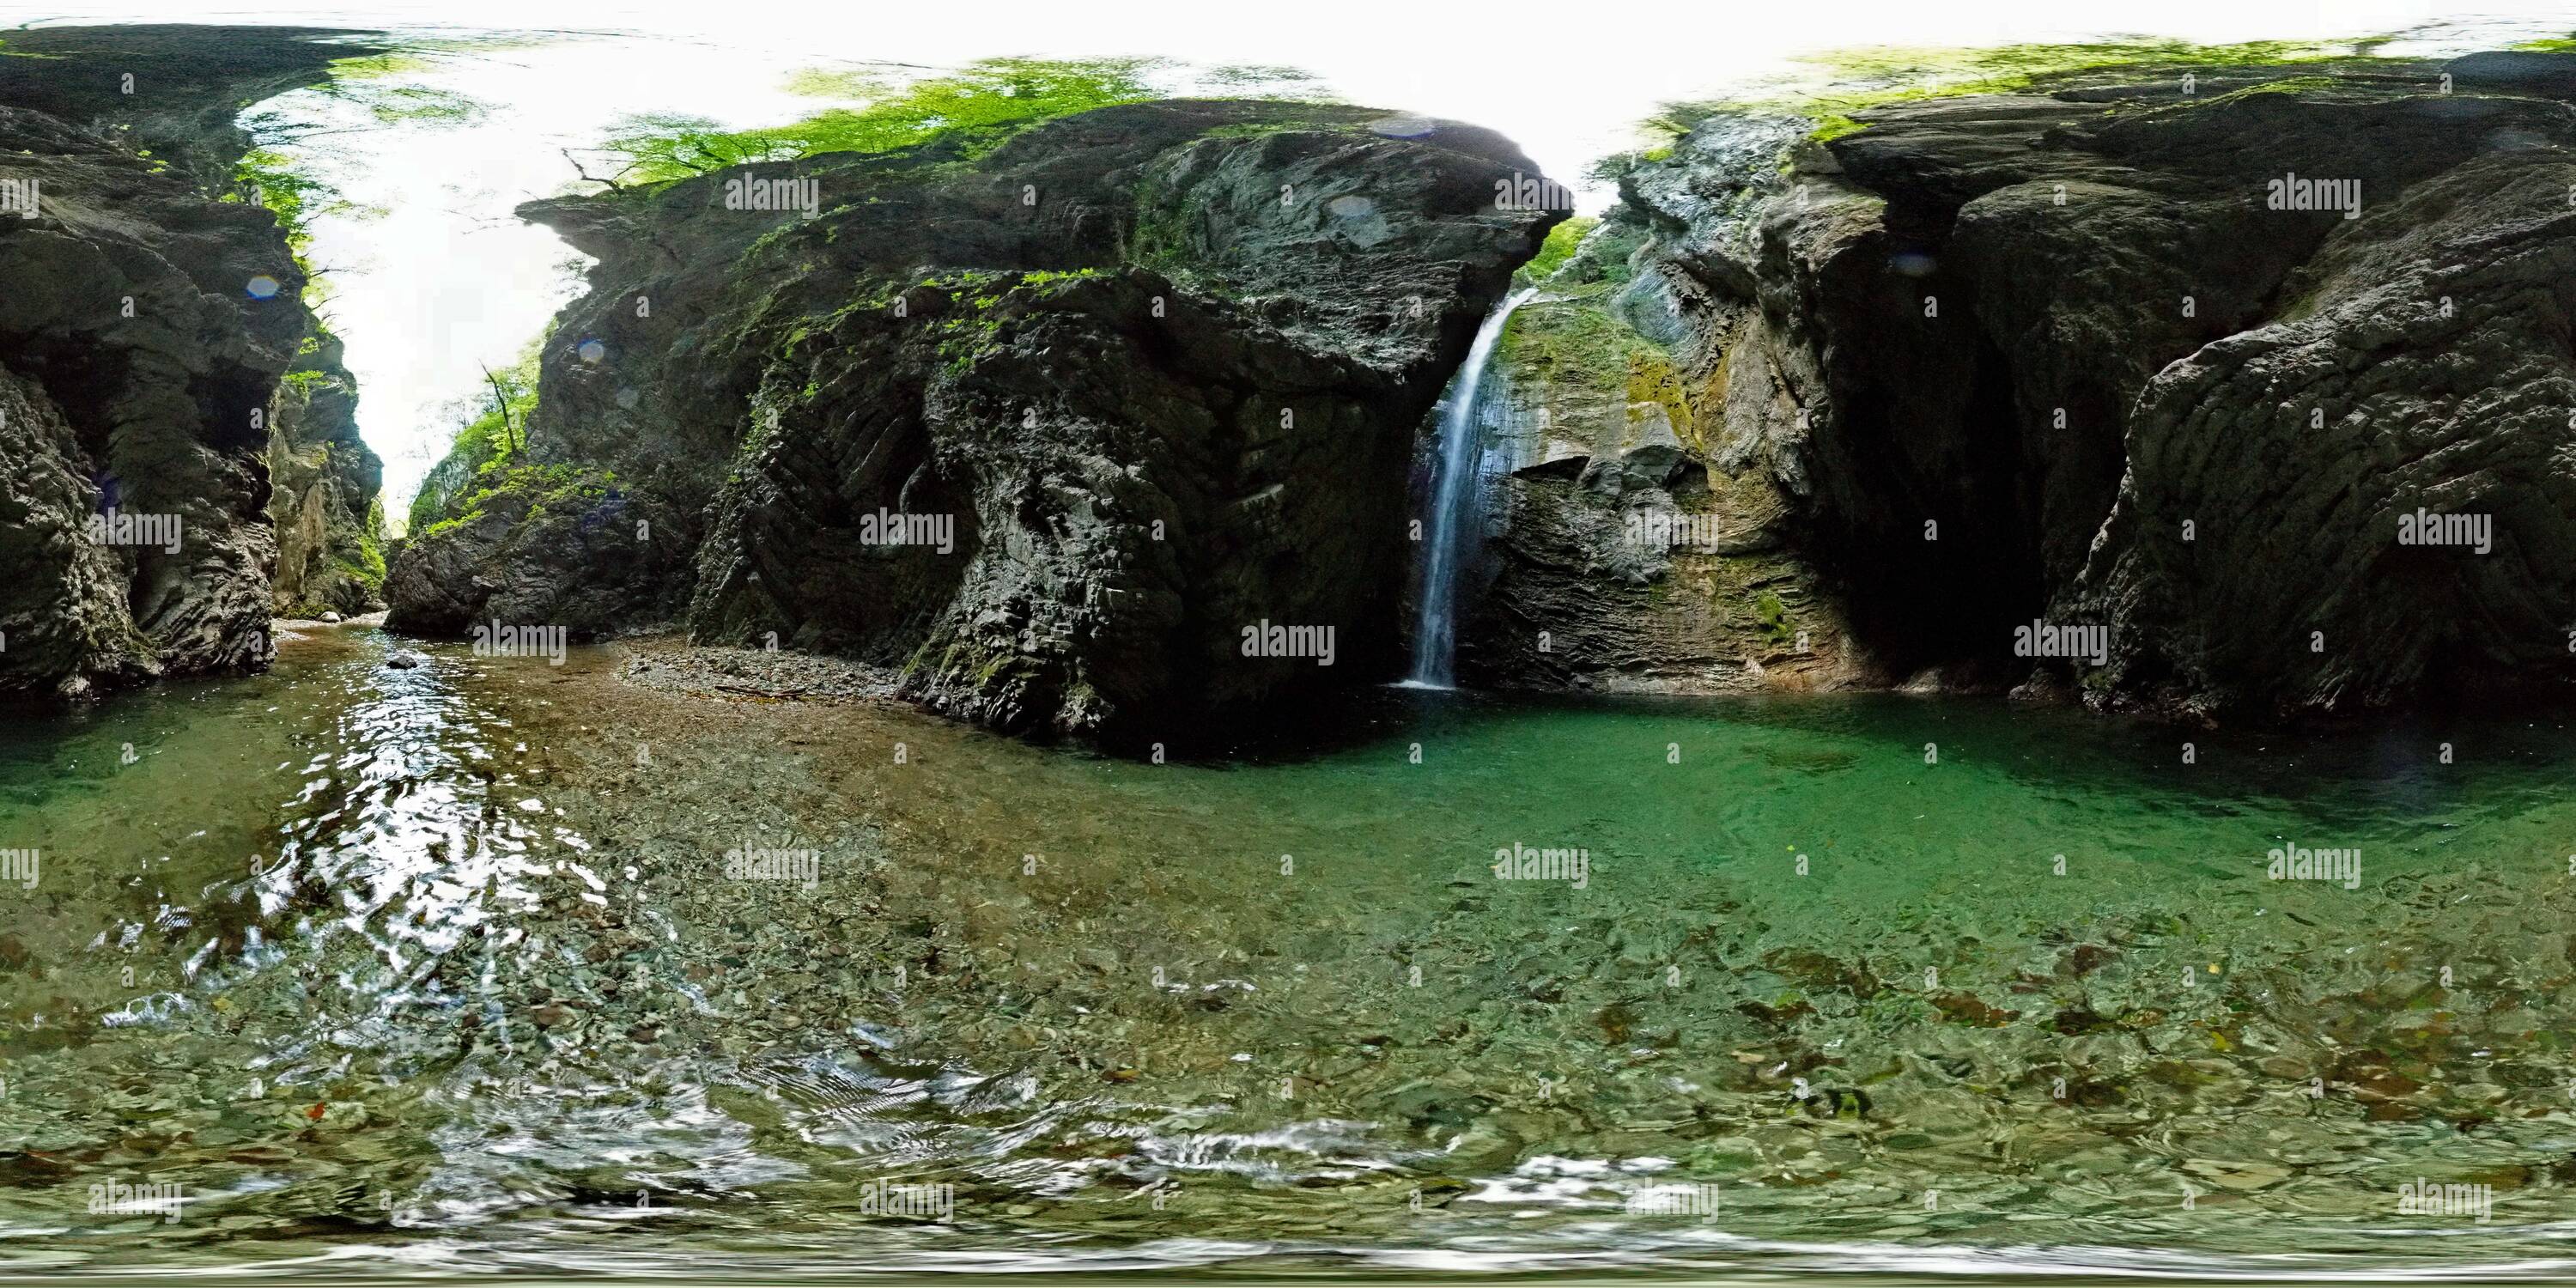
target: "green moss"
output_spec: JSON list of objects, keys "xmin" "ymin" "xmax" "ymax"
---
[
  {"xmin": 309, "ymin": 35, "xmax": 535, "ymax": 124},
  {"xmin": 1625, "ymin": 349, "xmax": 1699, "ymax": 456},
  {"xmin": 1020, "ymin": 267, "xmax": 1106, "ymax": 287},
  {"xmin": 1505, "ymin": 297, "xmax": 1667, "ymax": 392},
  {"xmin": 1807, "ymin": 114, "xmax": 1867, "ymax": 143},
  {"xmin": 331, "ymin": 495, "xmax": 389, "ymax": 590},
  {"xmin": 336, "ymin": 81, "xmax": 484, "ymax": 125},
  {"xmin": 1126, "ymin": 184, "xmax": 1198, "ymax": 276},
  {"xmin": 1197, "ymin": 107, "xmax": 1372, "ymax": 141},
  {"xmin": 1515, "ymin": 216, "xmax": 1596, "ymax": 288},
  {"xmin": 1753, "ymin": 591, "xmax": 1794, "ymax": 645},
  {"xmin": 325, "ymin": 51, "xmax": 436, "ymax": 80},
  {"xmin": 872, "ymin": 269, "xmax": 1028, "ymax": 375},
  {"xmin": 415, "ymin": 513, "xmax": 468, "ymax": 542},
  {"xmin": 417, "ymin": 462, "xmax": 615, "ymax": 543}
]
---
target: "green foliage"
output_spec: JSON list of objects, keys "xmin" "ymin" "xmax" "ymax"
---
[
  {"xmin": 1501, "ymin": 290, "xmax": 1704, "ymax": 451},
  {"xmin": 595, "ymin": 57, "xmax": 1344, "ymax": 187},
  {"xmin": 319, "ymin": 52, "xmax": 488, "ymax": 125},
  {"xmin": 594, "ymin": 58, "xmax": 1169, "ymax": 185},
  {"xmin": 1516, "ymin": 216, "xmax": 1597, "ymax": 287},
  {"xmin": 229, "ymin": 147, "xmax": 340, "ymax": 260},
  {"xmin": 334, "ymin": 495, "xmax": 389, "ymax": 590},
  {"xmin": 416, "ymin": 463, "xmax": 613, "ymax": 543},
  {"xmin": 902, "ymin": 270, "xmax": 1018, "ymax": 375},
  {"xmin": 510, "ymin": 465, "xmax": 618, "ymax": 531},
  {"xmin": 353, "ymin": 83, "xmax": 484, "ymax": 126},
  {"xmin": 1807, "ymin": 115, "xmax": 1868, "ymax": 143},
  {"xmin": 230, "ymin": 42, "xmax": 491, "ymax": 307},
  {"xmin": 1625, "ymin": 36, "xmax": 2395, "ymax": 155},
  {"xmin": 781, "ymin": 66, "xmax": 892, "ymax": 99},
  {"xmin": 407, "ymin": 340, "xmax": 544, "ymax": 534},
  {"xmin": 1125, "ymin": 184, "xmax": 1198, "ymax": 276},
  {"xmin": 325, "ymin": 51, "xmax": 435, "ymax": 79},
  {"xmin": 1018, "ymin": 267, "xmax": 1106, "ymax": 287}
]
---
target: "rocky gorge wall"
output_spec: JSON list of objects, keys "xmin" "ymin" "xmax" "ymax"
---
[
  {"xmin": 388, "ymin": 100, "xmax": 1561, "ymax": 741},
  {"xmin": 378, "ymin": 42, "xmax": 2576, "ymax": 736},
  {"xmin": 0, "ymin": 26, "xmax": 386, "ymax": 698},
  {"xmin": 1444, "ymin": 209, "xmax": 1857, "ymax": 696},
  {"xmin": 1459, "ymin": 50, "xmax": 2576, "ymax": 720},
  {"xmin": 266, "ymin": 330, "xmax": 385, "ymax": 618}
]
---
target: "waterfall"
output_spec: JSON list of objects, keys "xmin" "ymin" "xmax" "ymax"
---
[{"xmin": 1404, "ymin": 287, "xmax": 1536, "ymax": 689}]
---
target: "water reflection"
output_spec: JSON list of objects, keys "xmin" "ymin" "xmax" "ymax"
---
[{"xmin": 3, "ymin": 626, "xmax": 2576, "ymax": 1279}]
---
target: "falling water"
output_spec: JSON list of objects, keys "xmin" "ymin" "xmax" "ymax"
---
[{"xmin": 1406, "ymin": 287, "xmax": 1536, "ymax": 689}]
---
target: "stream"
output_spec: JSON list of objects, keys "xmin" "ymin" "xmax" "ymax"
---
[{"xmin": 4, "ymin": 623, "xmax": 2576, "ymax": 1278}]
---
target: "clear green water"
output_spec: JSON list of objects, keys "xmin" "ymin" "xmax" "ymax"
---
[{"xmin": 5, "ymin": 624, "xmax": 2576, "ymax": 1281}]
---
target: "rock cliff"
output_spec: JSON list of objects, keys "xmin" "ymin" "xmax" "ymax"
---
[
  {"xmin": 0, "ymin": 26, "xmax": 384, "ymax": 697},
  {"xmin": 267, "ymin": 330, "xmax": 385, "ymax": 617},
  {"xmin": 389, "ymin": 99, "xmax": 1560, "ymax": 739},
  {"xmin": 1468, "ymin": 50, "xmax": 2576, "ymax": 719}
]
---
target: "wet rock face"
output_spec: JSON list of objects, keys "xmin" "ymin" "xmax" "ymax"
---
[
  {"xmin": 1460, "ymin": 212, "xmax": 1861, "ymax": 696},
  {"xmin": 390, "ymin": 100, "xmax": 1558, "ymax": 738},
  {"xmin": 1571, "ymin": 54, "xmax": 2576, "ymax": 717},
  {"xmin": 2073, "ymin": 149, "xmax": 2576, "ymax": 714},
  {"xmin": 269, "ymin": 334, "xmax": 386, "ymax": 617},
  {"xmin": 0, "ymin": 27, "xmax": 377, "ymax": 699}
]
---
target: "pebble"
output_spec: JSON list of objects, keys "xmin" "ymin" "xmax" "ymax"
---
[{"xmin": 613, "ymin": 636, "xmax": 899, "ymax": 704}]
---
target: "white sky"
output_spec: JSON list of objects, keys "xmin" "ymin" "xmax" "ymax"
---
[{"xmin": 3, "ymin": 0, "xmax": 2569, "ymax": 513}]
